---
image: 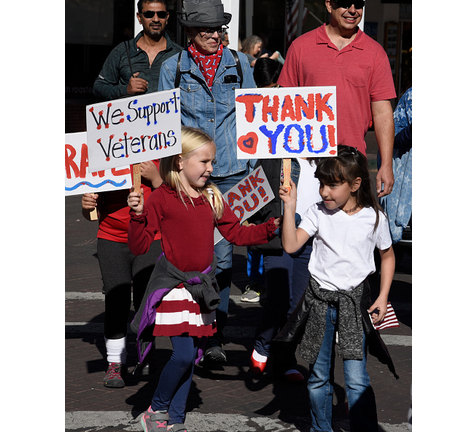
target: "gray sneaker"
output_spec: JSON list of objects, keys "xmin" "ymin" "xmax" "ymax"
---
[
  {"xmin": 240, "ymin": 284, "xmax": 263, "ymax": 303},
  {"xmin": 103, "ymin": 362, "xmax": 125, "ymax": 388},
  {"xmin": 140, "ymin": 407, "xmax": 169, "ymax": 431}
]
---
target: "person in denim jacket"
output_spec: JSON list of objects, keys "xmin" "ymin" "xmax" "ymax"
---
[
  {"xmin": 378, "ymin": 87, "xmax": 412, "ymax": 244},
  {"xmin": 158, "ymin": 0, "xmax": 256, "ymax": 365}
]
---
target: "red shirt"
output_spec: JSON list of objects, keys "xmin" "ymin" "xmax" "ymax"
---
[
  {"xmin": 97, "ymin": 161, "xmax": 161, "ymax": 243},
  {"xmin": 278, "ymin": 25, "xmax": 396, "ymax": 154},
  {"xmin": 128, "ymin": 183, "xmax": 276, "ymax": 272}
]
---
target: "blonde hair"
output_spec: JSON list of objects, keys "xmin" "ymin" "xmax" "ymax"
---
[{"xmin": 159, "ymin": 126, "xmax": 225, "ymax": 219}]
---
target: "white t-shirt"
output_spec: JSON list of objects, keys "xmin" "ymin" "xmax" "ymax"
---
[
  {"xmin": 296, "ymin": 159, "xmax": 322, "ymax": 217},
  {"xmin": 298, "ymin": 203, "xmax": 392, "ymax": 291}
]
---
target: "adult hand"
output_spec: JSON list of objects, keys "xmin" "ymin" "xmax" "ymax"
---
[
  {"xmin": 376, "ymin": 163, "xmax": 394, "ymax": 198},
  {"xmin": 81, "ymin": 193, "xmax": 98, "ymax": 210},
  {"xmin": 140, "ymin": 161, "xmax": 162, "ymax": 188},
  {"xmin": 127, "ymin": 72, "xmax": 148, "ymax": 95},
  {"xmin": 371, "ymin": 100, "xmax": 395, "ymax": 198},
  {"xmin": 81, "ymin": 193, "xmax": 99, "ymax": 220}
]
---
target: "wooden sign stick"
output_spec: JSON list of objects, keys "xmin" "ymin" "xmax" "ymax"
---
[
  {"xmin": 133, "ymin": 163, "xmax": 141, "ymax": 193},
  {"xmin": 89, "ymin": 207, "xmax": 98, "ymax": 221},
  {"xmin": 283, "ymin": 158, "xmax": 291, "ymax": 191}
]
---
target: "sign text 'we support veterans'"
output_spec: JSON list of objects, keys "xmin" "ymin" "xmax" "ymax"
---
[
  {"xmin": 235, "ymin": 86, "xmax": 337, "ymax": 159},
  {"xmin": 86, "ymin": 89, "xmax": 182, "ymax": 172}
]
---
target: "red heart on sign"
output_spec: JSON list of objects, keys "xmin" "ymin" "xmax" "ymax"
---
[{"xmin": 238, "ymin": 132, "xmax": 259, "ymax": 155}]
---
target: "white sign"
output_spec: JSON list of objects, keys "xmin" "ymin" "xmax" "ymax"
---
[
  {"xmin": 86, "ymin": 89, "xmax": 182, "ymax": 171},
  {"xmin": 65, "ymin": 132, "xmax": 132, "ymax": 196},
  {"xmin": 235, "ymin": 86, "xmax": 337, "ymax": 159},
  {"xmin": 214, "ymin": 166, "xmax": 275, "ymax": 244}
]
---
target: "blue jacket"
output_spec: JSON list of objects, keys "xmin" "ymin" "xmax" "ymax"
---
[{"xmin": 158, "ymin": 47, "xmax": 256, "ymax": 177}]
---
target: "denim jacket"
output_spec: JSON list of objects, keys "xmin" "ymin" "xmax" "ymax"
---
[
  {"xmin": 158, "ymin": 47, "xmax": 256, "ymax": 177},
  {"xmin": 378, "ymin": 87, "xmax": 412, "ymax": 243}
]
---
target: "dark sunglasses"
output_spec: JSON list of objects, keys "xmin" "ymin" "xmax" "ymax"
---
[
  {"xmin": 142, "ymin": 10, "xmax": 168, "ymax": 19},
  {"xmin": 199, "ymin": 27, "xmax": 227, "ymax": 38},
  {"xmin": 334, "ymin": 0, "xmax": 365, "ymax": 9}
]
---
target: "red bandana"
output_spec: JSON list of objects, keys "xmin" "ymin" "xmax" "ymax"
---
[{"xmin": 188, "ymin": 43, "xmax": 223, "ymax": 88}]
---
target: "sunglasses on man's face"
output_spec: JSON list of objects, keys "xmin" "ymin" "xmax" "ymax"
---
[
  {"xmin": 142, "ymin": 10, "xmax": 168, "ymax": 19},
  {"xmin": 334, "ymin": 0, "xmax": 365, "ymax": 9}
]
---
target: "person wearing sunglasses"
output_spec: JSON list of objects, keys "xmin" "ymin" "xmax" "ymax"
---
[
  {"xmin": 278, "ymin": 0, "xmax": 396, "ymax": 200},
  {"xmin": 158, "ymin": 0, "xmax": 257, "ymax": 368},
  {"xmin": 93, "ymin": 0, "xmax": 182, "ymax": 101}
]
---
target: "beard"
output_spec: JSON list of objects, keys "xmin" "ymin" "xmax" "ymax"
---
[{"xmin": 144, "ymin": 24, "xmax": 165, "ymax": 40}]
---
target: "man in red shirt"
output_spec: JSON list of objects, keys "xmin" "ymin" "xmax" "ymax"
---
[{"xmin": 278, "ymin": 0, "xmax": 395, "ymax": 197}]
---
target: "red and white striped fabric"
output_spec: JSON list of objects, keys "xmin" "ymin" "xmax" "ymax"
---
[
  {"xmin": 373, "ymin": 302, "xmax": 399, "ymax": 330},
  {"xmin": 152, "ymin": 285, "xmax": 217, "ymax": 338},
  {"xmin": 286, "ymin": 0, "xmax": 308, "ymax": 44}
]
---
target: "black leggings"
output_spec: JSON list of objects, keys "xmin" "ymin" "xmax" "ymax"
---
[{"xmin": 97, "ymin": 238, "xmax": 162, "ymax": 339}]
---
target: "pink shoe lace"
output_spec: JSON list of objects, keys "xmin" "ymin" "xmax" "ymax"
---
[
  {"xmin": 142, "ymin": 406, "xmax": 169, "ymax": 430},
  {"xmin": 105, "ymin": 362, "xmax": 122, "ymax": 380}
]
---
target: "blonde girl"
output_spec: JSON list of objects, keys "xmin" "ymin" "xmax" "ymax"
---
[{"xmin": 127, "ymin": 126, "xmax": 279, "ymax": 432}]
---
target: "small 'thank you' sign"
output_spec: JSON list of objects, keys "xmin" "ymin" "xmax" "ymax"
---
[
  {"xmin": 235, "ymin": 86, "xmax": 337, "ymax": 159},
  {"xmin": 214, "ymin": 166, "xmax": 274, "ymax": 244},
  {"xmin": 86, "ymin": 89, "xmax": 182, "ymax": 172}
]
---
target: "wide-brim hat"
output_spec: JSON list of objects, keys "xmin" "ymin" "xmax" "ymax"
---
[{"xmin": 178, "ymin": 0, "xmax": 232, "ymax": 28}]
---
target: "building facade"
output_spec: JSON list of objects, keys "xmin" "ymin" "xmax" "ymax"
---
[{"xmin": 65, "ymin": 0, "xmax": 412, "ymax": 133}]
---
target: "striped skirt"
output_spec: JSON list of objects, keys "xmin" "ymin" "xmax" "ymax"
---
[{"xmin": 152, "ymin": 284, "xmax": 217, "ymax": 337}]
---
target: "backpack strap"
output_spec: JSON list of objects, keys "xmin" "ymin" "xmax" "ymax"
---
[
  {"xmin": 174, "ymin": 50, "xmax": 184, "ymax": 89},
  {"xmin": 229, "ymin": 49, "xmax": 243, "ymax": 88},
  {"xmin": 124, "ymin": 40, "xmax": 134, "ymax": 77}
]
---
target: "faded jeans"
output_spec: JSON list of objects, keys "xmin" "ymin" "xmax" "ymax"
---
[{"xmin": 308, "ymin": 304, "xmax": 378, "ymax": 432}]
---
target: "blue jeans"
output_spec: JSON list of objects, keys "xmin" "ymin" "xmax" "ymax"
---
[
  {"xmin": 211, "ymin": 170, "xmax": 249, "ymax": 343},
  {"xmin": 151, "ymin": 336, "xmax": 198, "ymax": 425},
  {"xmin": 247, "ymin": 249, "xmax": 265, "ymax": 285},
  {"xmin": 308, "ymin": 305, "xmax": 378, "ymax": 432},
  {"xmin": 253, "ymin": 241, "xmax": 312, "ymax": 372}
]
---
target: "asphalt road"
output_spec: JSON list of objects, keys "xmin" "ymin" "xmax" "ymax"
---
[{"xmin": 65, "ymin": 132, "xmax": 412, "ymax": 431}]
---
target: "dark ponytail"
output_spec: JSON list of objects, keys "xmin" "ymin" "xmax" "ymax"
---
[{"xmin": 314, "ymin": 145, "xmax": 382, "ymax": 231}]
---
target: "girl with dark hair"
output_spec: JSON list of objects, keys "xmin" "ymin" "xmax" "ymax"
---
[
  {"xmin": 252, "ymin": 57, "xmax": 282, "ymax": 88},
  {"xmin": 314, "ymin": 145, "xmax": 382, "ymax": 231},
  {"xmin": 279, "ymin": 144, "xmax": 396, "ymax": 432}
]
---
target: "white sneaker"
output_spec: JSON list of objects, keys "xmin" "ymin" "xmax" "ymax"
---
[{"xmin": 240, "ymin": 284, "xmax": 263, "ymax": 303}]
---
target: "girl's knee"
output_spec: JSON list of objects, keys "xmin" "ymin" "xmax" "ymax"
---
[{"xmin": 170, "ymin": 337, "xmax": 198, "ymax": 370}]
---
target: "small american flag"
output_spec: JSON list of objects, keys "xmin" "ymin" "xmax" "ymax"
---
[
  {"xmin": 373, "ymin": 302, "xmax": 400, "ymax": 330},
  {"xmin": 286, "ymin": 0, "xmax": 308, "ymax": 45}
]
